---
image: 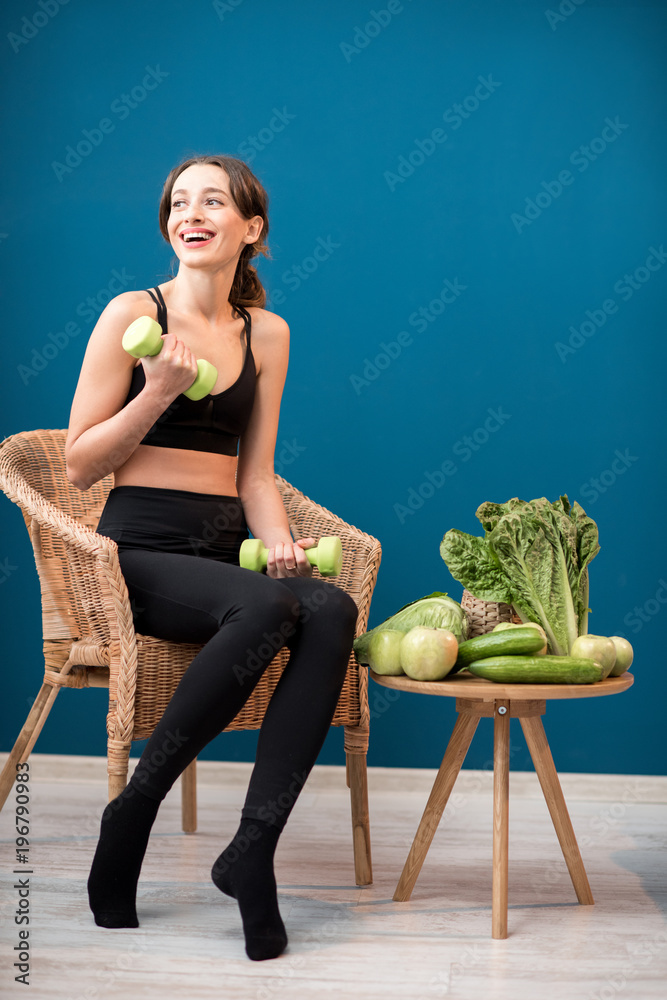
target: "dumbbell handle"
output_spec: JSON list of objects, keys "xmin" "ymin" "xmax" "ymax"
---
[
  {"xmin": 122, "ymin": 316, "xmax": 217, "ymax": 402},
  {"xmin": 240, "ymin": 536, "xmax": 343, "ymax": 577}
]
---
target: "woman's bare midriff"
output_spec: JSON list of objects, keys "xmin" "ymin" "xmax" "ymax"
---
[{"xmin": 113, "ymin": 444, "xmax": 239, "ymax": 496}]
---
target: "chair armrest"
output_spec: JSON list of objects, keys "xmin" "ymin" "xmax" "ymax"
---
[{"xmin": 276, "ymin": 475, "xmax": 382, "ymax": 636}]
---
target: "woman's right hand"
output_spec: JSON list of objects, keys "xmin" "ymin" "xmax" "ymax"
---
[{"xmin": 141, "ymin": 333, "xmax": 200, "ymax": 401}]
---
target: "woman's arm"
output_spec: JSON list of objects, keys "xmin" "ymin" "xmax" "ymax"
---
[
  {"xmin": 65, "ymin": 293, "xmax": 199, "ymax": 490},
  {"xmin": 236, "ymin": 312, "xmax": 314, "ymax": 578}
]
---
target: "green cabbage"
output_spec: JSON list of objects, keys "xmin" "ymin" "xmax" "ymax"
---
[
  {"xmin": 439, "ymin": 495, "xmax": 600, "ymax": 656},
  {"xmin": 353, "ymin": 592, "xmax": 468, "ymax": 665}
]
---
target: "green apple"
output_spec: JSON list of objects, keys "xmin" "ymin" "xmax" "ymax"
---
[
  {"xmin": 367, "ymin": 629, "xmax": 405, "ymax": 675},
  {"xmin": 399, "ymin": 627, "xmax": 458, "ymax": 681},
  {"xmin": 570, "ymin": 634, "xmax": 616, "ymax": 678},
  {"xmin": 608, "ymin": 636, "xmax": 634, "ymax": 676}
]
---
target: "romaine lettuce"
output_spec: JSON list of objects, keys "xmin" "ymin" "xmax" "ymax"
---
[{"xmin": 440, "ymin": 495, "xmax": 600, "ymax": 656}]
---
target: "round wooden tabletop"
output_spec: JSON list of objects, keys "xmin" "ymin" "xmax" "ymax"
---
[{"xmin": 368, "ymin": 668, "xmax": 634, "ymax": 701}]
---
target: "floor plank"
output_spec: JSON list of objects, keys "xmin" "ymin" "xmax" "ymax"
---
[{"xmin": 1, "ymin": 758, "xmax": 665, "ymax": 999}]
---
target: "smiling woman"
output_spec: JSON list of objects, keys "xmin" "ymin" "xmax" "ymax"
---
[{"xmin": 64, "ymin": 154, "xmax": 359, "ymax": 961}]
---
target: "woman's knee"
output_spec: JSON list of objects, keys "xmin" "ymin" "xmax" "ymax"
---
[
  {"xmin": 326, "ymin": 584, "xmax": 359, "ymax": 631},
  {"xmin": 242, "ymin": 576, "xmax": 302, "ymax": 637},
  {"xmin": 287, "ymin": 579, "xmax": 358, "ymax": 632}
]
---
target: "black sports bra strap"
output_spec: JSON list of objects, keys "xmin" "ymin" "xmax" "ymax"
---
[
  {"xmin": 144, "ymin": 288, "xmax": 249, "ymax": 346},
  {"xmin": 146, "ymin": 287, "xmax": 168, "ymax": 335}
]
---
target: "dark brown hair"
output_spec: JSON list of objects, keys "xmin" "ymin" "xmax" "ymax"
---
[{"xmin": 158, "ymin": 154, "xmax": 271, "ymax": 309}]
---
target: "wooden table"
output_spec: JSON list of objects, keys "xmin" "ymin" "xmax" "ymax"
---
[{"xmin": 369, "ymin": 669, "xmax": 634, "ymax": 938}]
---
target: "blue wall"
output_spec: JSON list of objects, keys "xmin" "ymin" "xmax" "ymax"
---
[{"xmin": 1, "ymin": 0, "xmax": 665, "ymax": 776}]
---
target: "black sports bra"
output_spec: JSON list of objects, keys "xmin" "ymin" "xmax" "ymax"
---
[{"xmin": 121, "ymin": 287, "xmax": 256, "ymax": 457}]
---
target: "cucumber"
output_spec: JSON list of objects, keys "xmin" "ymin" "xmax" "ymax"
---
[
  {"xmin": 467, "ymin": 655, "xmax": 604, "ymax": 684},
  {"xmin": 453, "ymin": 627, "xmax": 547, "ymax": 671}
]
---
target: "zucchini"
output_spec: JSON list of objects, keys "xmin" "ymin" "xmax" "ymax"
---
[
  {"xmin": 454, "ymin": 627, "xmax": 547, "ymax": 671},
  {"xmin": 467, "ymin": 655, "xmax": 604, "ymax": 684}
]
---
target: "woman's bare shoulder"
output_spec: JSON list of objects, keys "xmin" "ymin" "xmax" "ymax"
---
[
  {"xmin": 100, "ymin": 288, "xmax": 157, "ymax": 324},
  {"xmin": 245, "ymin": 306, "xmax": 289, "ymax": 375},
  {"xmin": 245, "ymin": 305, "xmax": 289, "ymax": 339}
]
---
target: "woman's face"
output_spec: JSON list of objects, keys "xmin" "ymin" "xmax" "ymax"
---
[{"xmin": 167, "ymin": 163, "xmax": 262, "ymax": 269}]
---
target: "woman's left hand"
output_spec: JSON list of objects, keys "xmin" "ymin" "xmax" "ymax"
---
[{"xmin": 266, "ymin": 538, "xmax": 317, "ymax": 578}]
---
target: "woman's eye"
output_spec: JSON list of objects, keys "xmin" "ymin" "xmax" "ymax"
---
[{"xmin": 172, "ymin": 199, "xmax": 221, "ymax": 207}]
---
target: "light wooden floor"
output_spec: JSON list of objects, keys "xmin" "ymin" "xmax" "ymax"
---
[{"xmin": 1, "ymin": 755, "xmax": 666, "ymax": 1000}]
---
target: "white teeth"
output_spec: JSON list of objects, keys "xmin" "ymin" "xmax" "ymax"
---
[{"xmin": 182, "ymin": 231, "xmax": 214, "ymax": 242}]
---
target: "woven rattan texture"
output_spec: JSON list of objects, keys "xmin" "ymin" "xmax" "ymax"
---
[
  {"xmin": 0, "ymin": 430, "xmax": 382, "ymax": 766},
  {"xmin": 461, "ymin": 588, "xmax": 522, "ymax": 637}
]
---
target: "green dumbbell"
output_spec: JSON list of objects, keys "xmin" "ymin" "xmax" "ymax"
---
[
  {"xmin": 122, "ymin": 316, "xmax": 218, "ymax": 401},
  {"xmin": 240, "ymin": 536, "xmax": 343, "ymax": 577}
]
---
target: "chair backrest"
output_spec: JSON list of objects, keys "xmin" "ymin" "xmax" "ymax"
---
[
  {"xmin": 0, "ymin": 429, "xmax": 380, "ymax": 640},
  {"xmin": 0, "ymin": 429, "xmax": 116, "ymax": 642}
]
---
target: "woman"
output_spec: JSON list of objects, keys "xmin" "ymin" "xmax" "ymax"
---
[{"xmin": 65, "ymin": 153, "xmax": 358, "ymax": 962}]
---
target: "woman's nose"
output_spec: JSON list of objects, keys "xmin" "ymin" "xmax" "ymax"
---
[{"xmin": 185, "ymin": 204, "xmax": 204, "ymax": 222}]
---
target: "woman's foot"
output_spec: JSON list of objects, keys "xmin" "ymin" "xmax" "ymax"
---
[
  {"xmin": 211, "ymin": 817, "xmax": 287, "ymax": 961},
  {"xmin": 87, "ymin": 782, "xmax": 161, "ymax": 928}
]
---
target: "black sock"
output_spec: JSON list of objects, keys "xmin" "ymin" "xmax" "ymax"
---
[
  {"xmin": 87, "ymin": 781, "xmax": 161, "ymax": 928},
  {"xmin": 211, "ymin": 817, "xmax": 287, "ymax": 961}
]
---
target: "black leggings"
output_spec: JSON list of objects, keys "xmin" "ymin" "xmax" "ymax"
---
[{"xmin": 96, "ymin": 486, "xmax": 358, "ymax": 829}]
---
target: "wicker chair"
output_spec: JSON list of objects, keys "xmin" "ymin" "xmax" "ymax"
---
[{"xmin": 0, "ymin": 429, "xmax": 381, "ymax": 884}]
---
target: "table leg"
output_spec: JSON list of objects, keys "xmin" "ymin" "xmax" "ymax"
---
[
  {"xmin": 520, "ymin": 716, "xmax": 594, "ymax": 905},
  {"xmin": 393, "ymin": 712, "xmax": 479, "ymax": 902},
  {"xmin": 492, "ymin": 700, "xmax": 510, "ymax": 939}
]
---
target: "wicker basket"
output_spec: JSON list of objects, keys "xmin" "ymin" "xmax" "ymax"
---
[{"xmin": 461, "ymin": 589, "xmax": 522, "ymax": 638}]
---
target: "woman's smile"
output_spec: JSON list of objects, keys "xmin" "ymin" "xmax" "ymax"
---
[{"xmin": 179, "ymin": 227, "xmax": 217, "ymax": 248}]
